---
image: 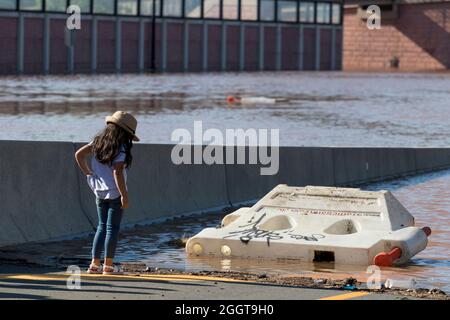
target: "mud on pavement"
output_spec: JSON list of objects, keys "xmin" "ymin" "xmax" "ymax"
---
[{"xmin": 0, "ymin": 256, "xmax": 448, "ymax": 300}]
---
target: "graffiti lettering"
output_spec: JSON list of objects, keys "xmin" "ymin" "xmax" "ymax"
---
[
  {"xmin": 287, "ymin": 233, "xmax": 325, "ymax": 241},
  {"xmin": 223, "ymin": 213, "xmax": 325, "ymax": 245},
  {"xmin": 223, "ymin": 214, "xmax": 282, "ymax": 245}
]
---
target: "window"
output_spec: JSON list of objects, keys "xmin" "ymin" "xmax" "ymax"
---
[
  {"xmin": 241, "ymin": 0, "xmax": 257, "ymax": 21},
  {"xmin": 46, "ymin": 0, "xmax": 66, "ymax": 12},
  {"xmin": 117, "ymin": 0, "xmax": 138, "ymax": 15},
  {"xmin": 278, "ymin": 1, "xmax": 297, "ymax": 22},
  {"xmin": 204, "ymin": 0, "xmax": 220, "ymax": 19},
  {"xmin": 20, "ymin": 0, "xmax": 43, "ymax": 11},
  {"xmin": 185, "ymin": 0, "xmax": 201, "ymax": 18},
  {"xmin": 332, "ymin": 3, "xmax": 341, "ymax": 24},
  {"xmin": 163, "ymin": 0, "xmax": 183, "ymax": 17},
  {"xmin": 0, "ymin": 0, "xmax": 17, "ymax": 10},
  {"xmin": 223, "ymin": 0, "xmax": 238, "ymax": 20},
  {"xmin": 141, "ymin": 0, "xmax": 161, "ymax": 16},
  {"xmin": 70, "ymin": 0, "xmax": 91, "ymax": 13},
  {"xmin": 260, "ymin": 0, "xmax": 275, "ymax": 21},
  {"xmin": 299, "ymin": 2, "xmax": 315, "ymax": 23},
  {"xmin": 93, "ymin": 0, "xmax": 115, "ymax": 14},
  {"xmin": 316, "ymin": 2, "xmax": 331, "ymax": 24}
]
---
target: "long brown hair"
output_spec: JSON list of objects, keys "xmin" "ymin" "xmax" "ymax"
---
[{"xmin": 92, "ymin": 123, "xmax": 133, "ymax": 167}]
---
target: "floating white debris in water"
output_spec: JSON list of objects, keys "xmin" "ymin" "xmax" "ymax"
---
[{"xmin": 186, "ymin": 184, "xmax": 431, "ymax": 266}]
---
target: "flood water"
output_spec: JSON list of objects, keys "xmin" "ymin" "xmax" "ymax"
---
[
  {"xmin": 2, "ymin": 169, "xmax": 449, "ymax": 292},
  {"xmin": 0, "ymin": 72, "xmax": 449, "ymax": 292},
  {"xmin": 0, "ymin": 72, "xmax": 450, "ymax": 146},
  {"xmin": 119, "ymin": 169, "xmax": 450, "ymax": 293}
]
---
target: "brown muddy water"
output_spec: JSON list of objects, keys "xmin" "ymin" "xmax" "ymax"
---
[
  {"xmin": 0, "ymin": 72, "xmax": 450, "ymax": 146},
  {"xmin": 1, "ymin": 169, "xmax": 449, "ymax": 293},
  {"xmin": 0, "ymin": 72, "xmax": 449, "ymax": 292}
]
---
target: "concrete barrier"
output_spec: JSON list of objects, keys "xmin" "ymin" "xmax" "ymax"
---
[
  {"xmin": 125, "ymin": 144, "xmax": 229, "ymax": 224},
  {"xmin": 225, "ymin": 146, "xmax": 334, "ymax": 205},
  {"xmin": 74, "ymin": 143, "xmax": 230, "ymax": 226},
  {"xmin": 415, "ymin": 148, "xmax": 450, "ymax": 172},
  {"xmin": 0, "ymin": 141, "xmax": 94, "ymax": 247},
  {"xmin": 332, "ymin": 148, "xmax": 369, "ymax": 186},
  {"xmin": 74, "ymin": 142, "xmax": 101, "ymax": 226},
  {"xmin": 333, "ymin": 148, "xmax": 418, "ymax": 186},
  {"xmin": 377, "ymin": 148, "xmax": 417, "ymax": 179},
  {"xmin": 1, "ymin": 141, "xmax": 450, "ymax": 247}
]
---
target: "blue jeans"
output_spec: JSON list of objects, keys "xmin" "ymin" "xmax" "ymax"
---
[{"xmin": 92, "ymin": 197, "xmax": 123, "ymax": 259}]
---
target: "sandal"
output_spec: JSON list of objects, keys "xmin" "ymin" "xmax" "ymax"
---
[
  {"xmin": 87, "ymin": 262, "xmax": 103, "ymax": 274},
  {"xmin": 103, "ymin": 265, "xmax": 123, "ymax": 275}
]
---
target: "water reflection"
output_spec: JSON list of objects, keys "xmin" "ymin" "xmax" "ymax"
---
[
  {"xmin": 0, "ymin": 100, "xmax": 162, "ymax": 116},
  {"xmin": 1, "ymin": 72, "xmax": 450, "ymax": 146}
]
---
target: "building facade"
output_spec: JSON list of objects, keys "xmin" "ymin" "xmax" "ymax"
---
[
  {"xmin": 343, "ymin": 0, "xmax": 450, "ymax": 71},
  {"xmin": 0, "ymin": 0, "xmax": 343, "ymax": 75}
]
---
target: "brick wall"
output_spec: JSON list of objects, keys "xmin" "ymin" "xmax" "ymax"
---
[
  {"xmin": 343, "ymin": 3, "xmax": 450, "ymax": 71},
  {"xmin": 0, "ymin": 13, "xmax": 341, "ymax": 75}
]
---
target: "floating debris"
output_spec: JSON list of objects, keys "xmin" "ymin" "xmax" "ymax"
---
[
  {"xmin": 187, "ymin": 185, "xmax": 431, "ymax": 266},
  {"xmin": 344, "ymin": 277, "xmax": 358, "ymax": 286},
  {"xmin": 429, "ymin": 288, "xmax": 446, "ymax": 295},
  {"xmin": 314, "ymin": 279, "xmax": 326, "ymax": 285}
]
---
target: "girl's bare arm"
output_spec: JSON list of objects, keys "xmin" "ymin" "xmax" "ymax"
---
[
  {"xmin": 75, "ymin": 144, "xmax": 93, "ymax": 176},
  {"xmin": 113, "ymin": 162, "xmax": 129, "ymax": 209}
]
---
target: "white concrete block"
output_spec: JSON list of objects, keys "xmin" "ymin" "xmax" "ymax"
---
[{"xmin": 186, "ymin": 184, "xmax": 430, "ymax": 266}]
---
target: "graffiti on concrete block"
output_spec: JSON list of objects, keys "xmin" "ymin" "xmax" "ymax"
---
[{"xmin": 223, "ymin": 213, "xmax": 325, "ymax": 246}]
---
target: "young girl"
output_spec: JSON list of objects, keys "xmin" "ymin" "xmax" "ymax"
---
[{"xmin": 75, "ymin": 111, "xmax": 139, "ymax": 275}]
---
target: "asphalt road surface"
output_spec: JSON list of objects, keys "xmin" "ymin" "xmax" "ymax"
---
[{"xmin": 0, "ymin": 265, "xmax": 415, "ymax": 300}]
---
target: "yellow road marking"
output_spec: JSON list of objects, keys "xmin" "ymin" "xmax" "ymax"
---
[
  {"xmin": 0, "ymin": 273, "xmax": 250, "ymax": 284},
  {"xmin": 319, "ymin": 291, "xmax": 370, "ymax": 300},
  {"xmin": 1, "ymin": 273, "xmax": 372, "ymax": 300},
  {"xmin": 4, "ymin": 275, "xmax": 67, "ymax": 282}
]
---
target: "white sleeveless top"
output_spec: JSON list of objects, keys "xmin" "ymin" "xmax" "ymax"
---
[{"xmin": 87, "ymin": 144, "xmax": 128, "ymax": 200}]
